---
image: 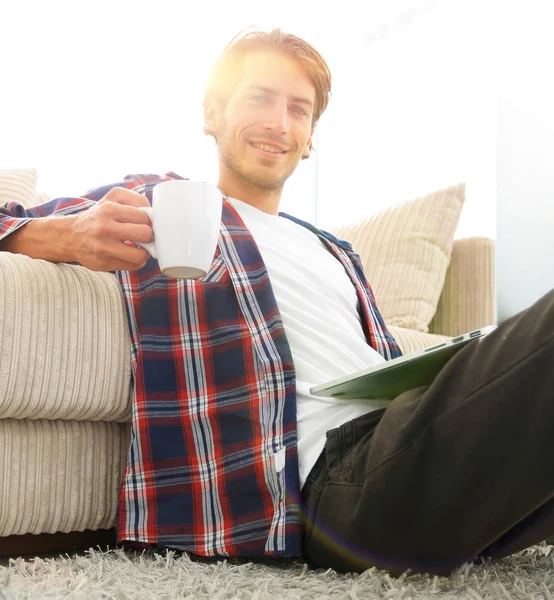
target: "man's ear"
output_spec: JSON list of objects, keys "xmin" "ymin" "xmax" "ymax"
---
[
  {"xmin": 302, "ymin": 128, "xmax": 315, "ymax": 159},
  {"xmin": 203, "ymin": 100, "xmax": 220, "ymax": 139}
]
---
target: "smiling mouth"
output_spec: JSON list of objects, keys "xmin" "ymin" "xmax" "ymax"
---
[{"xmin": 250, "ymin": 142, "xmax": 288, "ymax": 156}]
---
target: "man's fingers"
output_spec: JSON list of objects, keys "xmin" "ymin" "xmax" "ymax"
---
[
  {"xmin": 103, "ymin": 187, "xmax": 150, "ymax": 208},
  {"xmin": 110, "ymin": 222, "xmax": 153, "ymax": 244},
  {"xmin": 102, "ymin": 240, "xmax": 149, "ymax": 265},
  {"xmin": 99, "ymin": 202, "xmax": 152, "ymax": 225},
  {"xmin": 102, "ymin": 258, "xmax": 148, "ymax": 272}
]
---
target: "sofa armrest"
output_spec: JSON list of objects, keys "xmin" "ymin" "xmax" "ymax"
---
[
  {"xmin": 388, "ymin": 325, "xmax": 450, "ymax": 355},
  {"xmin": 0, "ymin": 253, "xmax": 131, "ymax": 420},
  {"xmin": 429, "ymin": 237, "xmax": 496, "ymax": 337}
]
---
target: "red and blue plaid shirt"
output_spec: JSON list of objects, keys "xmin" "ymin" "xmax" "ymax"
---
[{"xmin": 0, "ymin": 173, "xmax": 402, "ymax": 557}]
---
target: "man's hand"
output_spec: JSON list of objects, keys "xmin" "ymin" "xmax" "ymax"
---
[
  {"xmin": 0, "ymin": 186, "xmax": 153, "ymax": 272},
  {"xmin": 70, "ymin": 187, "xmax": 152, "ymax": 272}
]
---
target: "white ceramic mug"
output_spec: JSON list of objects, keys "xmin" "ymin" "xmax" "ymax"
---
[{"xmin": 137, "ymin": 180, "xmax": 222, "ymax": 279}]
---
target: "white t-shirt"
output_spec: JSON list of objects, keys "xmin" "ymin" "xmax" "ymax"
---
[{"xmin": 228, "ymin": 198, "xmax": 390, "ymax": 487}]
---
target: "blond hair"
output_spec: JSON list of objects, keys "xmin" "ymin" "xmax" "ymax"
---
[{"xmin": 204, "ymin": 28, "xmax": 332, "ymax": 132}]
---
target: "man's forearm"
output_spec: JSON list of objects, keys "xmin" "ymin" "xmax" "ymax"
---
[
  {"xmin": 1, "ymin": 189, "xmax": 153, "ymax": 272},
  {"xmin": 0, "ymin": 216, "xmax": 79, "ymax": 263}
]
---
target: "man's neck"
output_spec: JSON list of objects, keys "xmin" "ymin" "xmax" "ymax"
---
[{"xmin": 217, "ymin": 177, "xmax": 282, "ymax": 216}]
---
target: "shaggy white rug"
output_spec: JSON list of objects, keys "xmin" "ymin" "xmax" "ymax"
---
[{"xmin": 1, "ymin": 545, "xmax": 554, "ymax": 599}]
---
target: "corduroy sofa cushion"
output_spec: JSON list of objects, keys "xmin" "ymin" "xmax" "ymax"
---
[
  {"xmin": 0, "ymin": 168, "xmax": 37, "ymax": 209},
  {"xmin": 331, "ymin": 184, "xmax": 465, "ymax": 333},
  {"xmin": 0, "ymin": 253, "xmax": 131, "ymax": 421}
]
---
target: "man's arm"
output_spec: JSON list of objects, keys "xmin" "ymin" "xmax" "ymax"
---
[
  {"xmin": 0, "ymin": 215, "xmax": 80, "ymax": 262},
  {"xmin": 0, "ymin": 187, "xmax": 153, "ymax": 272}
]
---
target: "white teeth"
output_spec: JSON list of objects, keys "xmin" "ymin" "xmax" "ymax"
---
[{"xmin": 252, "ymin": 143, "xmax": 284, "ymax": 153}]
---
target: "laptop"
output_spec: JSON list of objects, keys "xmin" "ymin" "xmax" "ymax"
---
[
  {"xmin": 310, "ymin": 325, "xmax": 497, "ymax": 400},
  {"xmin": 311, "ymin": 82, "xmax": 554, "ymax": 402}
]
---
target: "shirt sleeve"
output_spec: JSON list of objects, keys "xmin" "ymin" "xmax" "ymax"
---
[
  {"xmin": 0, "ymin": 172, "xmax": 181, "ymax": 246},
  {"xmin": 0, "ymin": 196, "xmax": 95, "ymax": 244}
]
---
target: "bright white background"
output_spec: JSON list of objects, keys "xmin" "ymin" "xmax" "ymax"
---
[{"xmin": 0, "ymin": 0, "xmax": 494, "ymax": 238}]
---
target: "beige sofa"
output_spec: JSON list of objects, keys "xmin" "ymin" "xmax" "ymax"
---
[{"xmin": 0, "ymin": 172, "xmax": 495, "ymax": 555}]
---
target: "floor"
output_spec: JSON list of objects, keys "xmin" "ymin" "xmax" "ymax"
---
[{"xmin": 0, "ymin": 550, "xmax": 76, "ymax": 567}]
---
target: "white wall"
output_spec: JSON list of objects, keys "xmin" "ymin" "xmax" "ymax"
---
[
  {"xmin": 314, "ymin": 0, "xmax": 495, "ymax": 238},
  {"xmin": 0, "ymin": 0, "xmax": 494, "ymax": 236},
  {"xmin": 0, "ymin": 0, "xmax": 319, "ymax": 220},
  {"xmin": 496, "ymin": 0, "xmax": 554, "ymax": 320}
]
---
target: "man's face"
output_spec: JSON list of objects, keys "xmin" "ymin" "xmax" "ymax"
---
[{"xmin": 210, "ymin": 51, "xmax": 316, "ymax": 193}]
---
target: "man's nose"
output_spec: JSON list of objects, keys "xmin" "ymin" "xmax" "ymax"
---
[{"xmin": 262, "ymin": 101, "xmax": 289, "ymax": 134}]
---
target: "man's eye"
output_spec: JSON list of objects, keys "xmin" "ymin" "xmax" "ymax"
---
[
  {"xmin": 290, "ymin": 105, "xmax": 308, "ymax": 116},
  {"xmin": 250, "ymin": 94, "xmax": 267, "ymax": 103}
]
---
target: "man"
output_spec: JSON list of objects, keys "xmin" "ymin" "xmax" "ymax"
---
[{"xmin": 1, "ymin": 29, "xmax": 554, "ymax": 578}]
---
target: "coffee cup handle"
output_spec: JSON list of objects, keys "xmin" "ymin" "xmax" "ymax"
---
[{"xmin": 136, "ymin": 206, "xmax": 157, "ymax": 259}]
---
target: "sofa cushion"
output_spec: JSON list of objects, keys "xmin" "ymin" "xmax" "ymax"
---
[
  {"xmin": 0, "ymin": 168, "xmax": 37, "ymax": 209},
  {"xmin": 34, "ymin": 190, "xmax": 52, "ymax": 206},
  {"xmin": 0, "ymin": 253, "xmax": 131, "ymax": 421},
  {"xmin": 0, "ymin": 419, "xmax": 129, "ymax": 536},
  {"xmin": 429, "ymin": 236, "xmax": 497, "ymax": 337},
  {"xmin": 387, "ymin": 325, "xmax": 450, "ymax": 355},
  {"xmin": 331, "ymin": 184, "xmax": 465, "ymax": 333}
]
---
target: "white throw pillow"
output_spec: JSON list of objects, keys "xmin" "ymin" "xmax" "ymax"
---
[
  {"xmin": 0, "ymin": 168, "xmax": 38, "ymax": 209},
  {"xmin": 331, "ymin": 184, "xmax": 465, "ymax": 333},
  {"xmin": 34, "ymin": 190, "xmax": 52, "ymax": 206}
]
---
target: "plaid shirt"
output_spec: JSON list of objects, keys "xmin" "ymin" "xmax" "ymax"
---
[{"xmin": 0, "ymin": 173, "xmax": 402, "ymax": 557}]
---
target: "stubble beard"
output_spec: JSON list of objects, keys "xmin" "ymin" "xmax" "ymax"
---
[{"xmin": 216, "ymin": 120, "xmax": 294, "ymax": 192}]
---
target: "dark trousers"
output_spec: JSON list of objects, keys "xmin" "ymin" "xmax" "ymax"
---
[{"xmin": 301, "ymin": 288, "xmax": 554, "ymax": 576}]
